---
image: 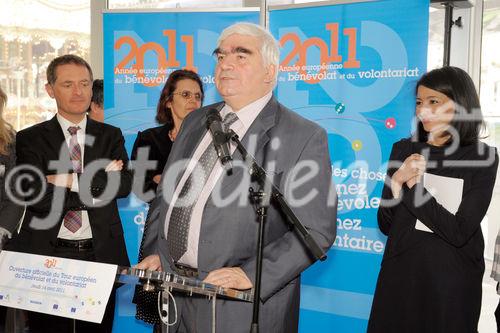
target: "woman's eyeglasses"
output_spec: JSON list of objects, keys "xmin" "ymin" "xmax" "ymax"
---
[{"xmin": 171, "ymin": 90, "xmax": 203, "ymax": 101}]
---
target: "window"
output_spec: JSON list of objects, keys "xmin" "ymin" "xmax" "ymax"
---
[
  {"xmin": 427, "ymin": 6, "xmax": 445, "ymax": 70},
  {"xmin": 0, "ymin": 0, "xmax": 90, "ymax": 130},
  {"xmin": 481, "ymin": 0, "xmax": 500, "ymax": 261},
  {"xmin": 108, "ymin": 0, "xmax": 243, "ymax": 9},
  {"xmin": 481, "ymin": 0, "xmax": 500, "ymax": 118}
]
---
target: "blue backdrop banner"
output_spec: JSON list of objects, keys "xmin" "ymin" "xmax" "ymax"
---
[
  {"xmin": 269, "ymin": 0, "xmax": 428, "ymax": 332},
  {"xmin": 103, "ymin": 1, "xmax": 428, "ymax": 331},
  {"xmin": 103, "ymin": 9, "xmax": 259, "ymax": 333}
]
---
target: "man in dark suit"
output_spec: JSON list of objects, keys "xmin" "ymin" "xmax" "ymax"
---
[
  {"xmin": 11, "ymin": 54, "xmax": 131, "ymax": 333},
  {"xmin": 138, "ymin": 23, "xmax": 337, "ymax": 332}
]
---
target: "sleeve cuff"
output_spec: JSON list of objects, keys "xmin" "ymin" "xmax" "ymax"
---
[
  {"xmin": 0, "ymin": 227, "xmax": 12, "ymax": 239},
  {"xmin": 71, "ymin": 173, "xmax": 78, "ymax": 192}
]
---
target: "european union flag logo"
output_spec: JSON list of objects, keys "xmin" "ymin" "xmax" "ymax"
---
[
  {"xmin": 0, "ymin": 295, "xmax": 4, "ymax": 300},
  {"xmin": 71, "ymin": 308, "xmax": 76, "ymax": 313},
  {"xmin": 53, "ymin": 304, "xmax": 58, "ymax": 310}
]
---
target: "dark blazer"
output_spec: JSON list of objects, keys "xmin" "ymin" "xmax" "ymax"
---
[
  {"xmin": 130, "ymin": 125, "xmax": 173, "ymax": 325},
  {"xmin": 368, "ymin": 139, "xmax": 499, "ymax": 333},
  {"xmin": 0, "ymin": 142, "xmax": 24, "ymax": 234},
  {"xmin": 144, "ymin": 96, "xmax": 337, "ymax": 333},
  {"xmin": 10, "ymin": 116, "xmax": 131, "ymax": 266},
  {"xmin": 131, "ymin": 124, "xmax": 173, "ymax": 202}
]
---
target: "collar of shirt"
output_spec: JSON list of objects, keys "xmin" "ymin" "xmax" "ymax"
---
[
  {"xmin": 220, "ymin": 91, "xmax": 272, "ymax": 133},
  {"xmin": 56, "ymin": 113, "xmax": 87, "ymax": 139}
]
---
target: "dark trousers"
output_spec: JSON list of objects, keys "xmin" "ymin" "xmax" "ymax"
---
[
  {"xmin": 496, "ymin": 297, "xmax": 500, "ymax": 333},
  {"xmin": 0, "ymin": 306, "xmax": 5, "ymax": 333},
  {"xmin": 26, "ymin": 243, "xmax": 116, "ymax": 333}
]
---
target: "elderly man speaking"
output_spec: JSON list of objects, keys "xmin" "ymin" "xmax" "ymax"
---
[{"xmin": 138, "ymin": 22, "xmax": 337, "ymax": 333}]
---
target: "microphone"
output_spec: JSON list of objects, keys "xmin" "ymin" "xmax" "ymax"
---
[{"xmin": 206, "ymin": 108, "xmax": 233, "ymax": 170}]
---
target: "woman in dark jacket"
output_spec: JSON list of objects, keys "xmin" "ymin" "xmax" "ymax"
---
[{"xmin": 368, "ymin": 67, "xmax": 499, "ymax": 333}]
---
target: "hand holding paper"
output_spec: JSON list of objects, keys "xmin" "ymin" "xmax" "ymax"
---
[
  {"xmin": 415, "ymin": 172, "xmax": 464, "ymax": 233},
  {"xmin": 392, "ymin": 154, "xmax": 426, "ymax": 198}
]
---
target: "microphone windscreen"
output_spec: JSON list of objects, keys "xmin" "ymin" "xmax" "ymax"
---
[{"xmin": 206, "ymin": 108, "xmax": 221, "ymax": 128}]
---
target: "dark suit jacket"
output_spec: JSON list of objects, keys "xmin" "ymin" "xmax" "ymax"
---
[
  {"xmin": 144, "ymin": 96, "xmax": 337, "ymax": 332},
  {"xmin": 0, "ymin": 142, "xmax": 24, "ymax": 234},
  {"xmin": 131, "ymin": 124, "xmax": 173, "ymax": 203},
  {"xmin": 10, "ymin": 116, "xmax": 131, "ymax": 266}
]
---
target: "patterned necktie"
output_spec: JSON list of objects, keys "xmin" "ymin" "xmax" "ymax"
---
[
  {"xmin": 63, "ymin": 126, "xmax": 82, "ymax": 233},
  {"xmin": 167, "ymin": 112, "xmax": 238, "ymax": 262}
]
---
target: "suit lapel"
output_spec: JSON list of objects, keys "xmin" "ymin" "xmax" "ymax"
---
[
  {"xmin": 44, "ymin": 116, "xmax": 73, "ymax": 172},
  {"xmin": 159, "ymin": 107, "xmax": 212, "ymax": 222},
  {"xmin": 181, "ymin": 119, "xmax": 207, "ymax": 161},
  {"xmin": 236, "ymin": 97, "xmax": 277, "ymax": 160},
  {"xmin": 83, "ymin": 117, "xmax": 102, "ymax": 167},
  {"xmin": 190, "ymin": 101, "xmax": 225, "ymax": 157},
  {"xmin": 172, "ymin": 103, "xmax": 224, "ymax": 186}
]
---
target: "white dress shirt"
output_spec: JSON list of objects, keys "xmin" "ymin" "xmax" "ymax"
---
[
  {"xmin": 165, "ymin": 92, "xmax": 273, "ymax": 268},
  {"xmin": 56, "ymin": 114, "xmax": 93, "ymax": 240}
]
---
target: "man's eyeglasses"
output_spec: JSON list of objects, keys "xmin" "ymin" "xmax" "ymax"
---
[{"xmin": 171, "ymin": 90, "xmax": 203, "ymax": 102}]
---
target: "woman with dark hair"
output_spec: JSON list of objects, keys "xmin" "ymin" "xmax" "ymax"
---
[
  {"xmin": 368, "ymin": 66, "xmax": 499, "ymax": 333},
  {"xmin": 131, "ymin": 69, "xmax": 204, "ymax": 199},
  {"xmin": 131, "ymin": 69, "xmax": 203, "ymax": 330}
]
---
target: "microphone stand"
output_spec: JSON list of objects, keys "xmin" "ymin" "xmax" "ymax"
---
[{"xmin": 225, "ymin": 130, "xmax": 327, "ymax": 333}]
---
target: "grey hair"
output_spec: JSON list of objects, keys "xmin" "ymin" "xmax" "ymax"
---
[{"xmin": 217, "ymin": 22, "xmax": 280, "ymax": 79}]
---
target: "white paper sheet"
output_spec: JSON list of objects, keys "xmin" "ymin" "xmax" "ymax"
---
[
  {"xmin": 0, "ymin": 251, "xmax": 117, "ymax": 323},
  {"xmin": 415, "ymin": 172, "xmax": 464, "ymax": 233}
]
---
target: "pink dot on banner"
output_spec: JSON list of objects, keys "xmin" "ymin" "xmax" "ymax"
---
[
  {"xmin": 352, "ymin": 140, "xmax": 362, "ymax": 151},
  {"xmin": 385, "ymin": 118, "xmax": 396, "ymax": 129}
]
